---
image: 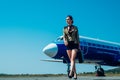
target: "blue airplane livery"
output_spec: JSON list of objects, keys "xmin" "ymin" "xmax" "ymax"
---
[{"xmin": 42, "ymin": 36, "xmax": 120, "ymax": 76}]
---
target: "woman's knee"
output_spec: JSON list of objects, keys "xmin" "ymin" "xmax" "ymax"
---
[{"xmin": 70, "ymin": 57, "xmax": 75, "ymax": 62}]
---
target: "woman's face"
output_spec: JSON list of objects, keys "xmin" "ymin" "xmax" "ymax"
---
[{"xmin": 66, "ymin": 17, "xmax": 72, "ymax": 25}]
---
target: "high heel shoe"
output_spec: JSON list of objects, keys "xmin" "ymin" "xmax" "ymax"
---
[
  {"xmin": 68, "ymin": 71, "xmax": 74, "ymax": 78},
  {"xmin": 73, "ymin": 73, "xmax": 77, "ymax": 80}
]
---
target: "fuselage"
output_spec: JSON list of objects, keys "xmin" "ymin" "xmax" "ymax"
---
[{"xmin": 43, "ymin": 36, "xmax": 120, "ymax": 66}]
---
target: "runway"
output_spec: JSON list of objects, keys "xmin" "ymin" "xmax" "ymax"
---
[
  {"xmin": 77, "ymin": 76, "xmax": 120, "ymax": 80},
  {"xmin": 0, "ymin": 76, "xmax": 120, "ymax": 80}
]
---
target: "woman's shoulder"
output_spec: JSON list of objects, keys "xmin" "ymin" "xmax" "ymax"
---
[
  {"xmin": 64, "ymin": 26, "xmax": 67, "ymax": 29},
  {"xmin": 73, "ymin": 25, "xmax": 78, "ymax": 29}
]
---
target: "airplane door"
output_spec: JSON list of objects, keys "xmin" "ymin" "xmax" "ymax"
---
[{"xmin": 81, "ymin": 40, "xmax": 89, "ymax": 55}]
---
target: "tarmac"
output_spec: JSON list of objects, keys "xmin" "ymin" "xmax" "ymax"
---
[{"xmin": 0, "ymin": 76, "xmax": 120, "ymax": 80}]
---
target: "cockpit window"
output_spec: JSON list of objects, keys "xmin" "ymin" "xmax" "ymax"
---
[{"xmin": 57, "ymin": 36, "xmax": 63, "ymax": 41}]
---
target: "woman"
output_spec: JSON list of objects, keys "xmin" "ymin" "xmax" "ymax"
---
[{"xmin": 63, "ymin": 15, "xmax": 80, "ymax": 79}]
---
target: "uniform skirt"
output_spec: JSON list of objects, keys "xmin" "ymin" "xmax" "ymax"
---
[{"xmin": 66, "ymin": 41, "xmax": 79, "ymax": 50}]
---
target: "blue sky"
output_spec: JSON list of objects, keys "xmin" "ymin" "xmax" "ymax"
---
[{"xmin": 0, "ymin": 0, "xmax": 120, "ymax": 74}]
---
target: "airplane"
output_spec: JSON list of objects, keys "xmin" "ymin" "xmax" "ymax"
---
[{"xmin": 42, "ymin": 36, "xmax": 120, "ymax": 76}]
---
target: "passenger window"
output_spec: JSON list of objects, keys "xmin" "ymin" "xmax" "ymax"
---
[
  {"xmin": 102, "ymin": 45, "xmax": 105, "ymax": 48},
  {"xmin": 83, "ymin": 42, "xmax": 87, "ymax": 45},
  {"xmin": 92, "ymin": 43, "xmax": 96, "ymax": 46},
  {"xmin": 110, "ymin": 46, "xmax": 113, "ymax": 49},
  {"xmin": 114, "ymin": 47, "xmax": 118, "ymax": 50},
  {"xmin": 106, "ymin": 46, "xmax": 110, "ymax": 48},
  {"xmin": 88, "ymin": 42, "xmax": 91, "ymax": 46},
  {"xmin": 97, "ymin": 44, "xmax": 101, "ymax": 47},
  {"xmin": 119, "ymin": 48, "xmax": 120, "ymax": 50},
  {"xmin": 104, "ymin": 45, "xmax": 106, "ymax": 48}
]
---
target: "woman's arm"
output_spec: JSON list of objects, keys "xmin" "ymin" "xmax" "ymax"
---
[{"xmin": 63, "ymin": 28, "xmax": 68, "ymax": 46}]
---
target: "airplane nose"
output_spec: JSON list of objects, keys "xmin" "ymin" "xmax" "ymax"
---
[{"xmin": 43, "ymin": 43, "xmax": 58, "ymax": 57}]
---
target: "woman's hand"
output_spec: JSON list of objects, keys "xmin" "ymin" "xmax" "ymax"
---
[{"xmin": 64, "ymin": 41, "xmax": 68, "ymax": 46}]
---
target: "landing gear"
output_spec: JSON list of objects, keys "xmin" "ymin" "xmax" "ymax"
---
[
  {"xmin": 95, "ymin": 64, "xmax": 105, "ymax": 76},
  {"xmin": 67, "ymin": 63, "xmax": 71, "ymax": 77},
  {"xmin": 62, "ymin": 57, "xmax": 71, "ymax": 77}
]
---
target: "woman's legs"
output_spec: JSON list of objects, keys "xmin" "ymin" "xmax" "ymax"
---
[
  {"xmin": 71, "ymin": 49, "xmax": 77, "ymax": 75},
  {"xmin": 67, "ymin": 50, "xmax": 72, "ymax": 59},
  {"xmin": 68, "ymin": 49, "xmax": 77, "ymax": 78},
  {"xmin": 67, "ymin": 50, "xmax": 73, "ymax": 78}
]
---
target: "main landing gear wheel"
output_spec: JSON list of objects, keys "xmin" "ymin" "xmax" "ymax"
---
[{"xmin": 95, "ymin": 64, "xmax": 105, "ymax": 76}]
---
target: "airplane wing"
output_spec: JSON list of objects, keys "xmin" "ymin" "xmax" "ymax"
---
[
  {"xmin": 41, "ymin": 59, "xmax": 104, "ymax": 64},
  {"xmin": 40, "ymin": 59, "xmax": 63, "ymax": 62}
]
